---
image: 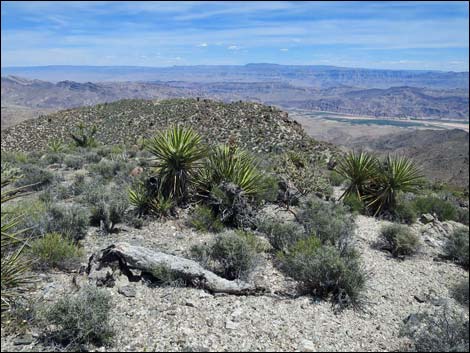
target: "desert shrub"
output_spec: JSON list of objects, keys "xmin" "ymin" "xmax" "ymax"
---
[
  {"xmin": 88, "ymin": 185, "xmax": 130, "ymax": 233},
  {"xmin": 278, "ymin": 241, "xmax": 366, "ymax": 307},
  {"xmin": 297, "ymin": 197, "xmax": 355, "ymax": 248},
  {"xmin": 255, "ymin": 174, "xmax": 280, "ymax": 203},
  {"xmin": 88, "ymin": 159, "xmax": 132, "ymax": 179},
  {"xmin": 379, "ymin": 224, "xmax": 420, "ymax": 257},
  {"xmin": 343, "ymin": 194, "xmax": 364, "ymax": 214},
  {"xmin": 190, "ymin": 205, "xmax": 224, "ymax": 233},
  {"xmin": 83, "ymin": 151, "xmax": 102, "ymax": 164},
  {"xmin": 14, "ymin": 164, "xmax": 54, "ymax": 191},
  {"xmin": 329, "ymin": 170, "xmax": 345, "ymax": 187},
  {"xmin": 401, "ymin": 306, "xmax": 469, "ymax": 352},
  {"xmin": 457, "ymin": 208, "xmax": 469, "ymax": 226},
  {"xmin": 256, "ymin": 218, "xmax": 306, "ymax": 253},
  {"xmin": 28, "ymin": 232, "xmax": 83, "ymax": 270},
  {"xmin": 190, "ymin": 231, "xmax": 259, "ymax": 280},
  {"xmin": 40, "ymin": 152, "xmax": 65, "ymax": 165},
  {"xmin": 146, "ymin": 125, "xmax": 206, "ymax": 202},
  {"xmin": 413, "ymin": 196, "xmax": 458, "ymax": 222},
  {"xmin": 452, "ymin": 278, "xmax": 469, "ymax": 307},
  {"xmin": 2, "ymin": 198, "xmax": 49, "ymax": 238},
  {"xmin": 128, "ymin": 180, "xmax": 174, "ymax": 218},
  {"xmin": 149, "ymin": 265, "xmax": 187, "ymax": 287},
  {"xmin": 273, "ymin": 150, "xmax": 332, "ymax": 199},
  {"xmin": 390, "ymin": 200, "xmax": 418, "ymax": 225},
  {"xmin": 45, "ymin": 204, "xmax": 90, "ymax": 242},
  {"xmin": 444, "ymin": 227, "xmax": 469, "ymax": 269},
  {"xmin": 1, "ymin": 151, "xmax": 31, "ymax": 165},
  {"xmin": 64, "ymin": 155, "xmax": 84, "ymax": 170},
  {"xmin": 38, "ymin": 285, "xmax": 113, "ymax": 348}
]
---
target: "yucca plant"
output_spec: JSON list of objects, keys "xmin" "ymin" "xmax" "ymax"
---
[
  {"xmin": 196, "ymin": 145, "xmax": 264, "ymax": 197},
  {"xmin": 1, "ymin": 173, "xmax": 34, "ymax": 312},
  {"xmin": 336, "ymin": 151, "xmax": 379, "ymax": 200},
  {"xmin": 365, "ymin": 155, "xmax": 424, "ymax": 216},
  {"xmin": 47, "ymin": 138, "xmax": 66, "ymax": 153},
  {"xmin": 70, "ymin": 122, "xmax": 98, "ymax": 148},
  {"xmin": 145, "ymin": 126, "xmax": 207, "ymax": 202}
]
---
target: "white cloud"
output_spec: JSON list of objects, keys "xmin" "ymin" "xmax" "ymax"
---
[
  {"xmin": 197, "ymin": 43, "xmax": 208, "ymax": 47},
  {"xmin": 227, "ymin": 45, "xmax": 240, "ymax": 50},
  {"xmin": 280, "ymin": 48, "xmax": 289, "ymax": 52}
]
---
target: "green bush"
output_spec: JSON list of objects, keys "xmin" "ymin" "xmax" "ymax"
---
[
  {"xmin": 413, "ymin": 196, "xmax": 458, "ymax": 222},
  {"xmin": 255, "ymin": 174, "xmax": 280, "ymax": 203},
  {"xmin": 29, "ymin": 232, "xmax": 83, "ymax": 270},
  {"xmin": 256, "ymin": 218, "xmax": 306, "ymax": 253},
  {"xmin": 45, "ymin": 204, "xmax": 90, "ymax": 242},
  {"xmin": 329, "ymin": 170, "xmax": 345, "ymax": 187},
  {"xmin": 391, "ymin": 200, "xmax": 418, "ymax": 225},
  {"xmin": 64, "ymin": 155, "xmax": 84, "ymax": 170},
  {"xmin": 40, "ymin": 152, "xmax": 65, "ymax": 165},
  {"xmin": 452, "ymin": 278, "xmax": 469, "ymax": 307},
  {"xmin": 444, "ymin": 227, "xmax": 469, "ymax": 269},
  {"xmin": 90, "ymin": 196, "xmax": 129, "ymax": 233},
  {"xmin": 38, "ymin": 285, "xmax": 113, "ymax": 348},
  {"xmin": 343, "ymin": 194, "xmax": 364, "ymax": 214},
  {"xmin": 83, "ymin": 151, "xmax": 102, "ymax": 164},
  {"xmin": 70, "ymin": 123, "xmax": 98, "ymax": 148},
  {"xmin": 190, "ymin": 205, "xmax": 224, "ymax": 233},
  {"xmin": 190, "ymin": 231, "xmax": 259, "ymax": 280},
  {"xmin": 298, "ymin": 197, "xmax": 355, "ymax": 247},
  {"xmin": 379, "ymin": 224, "xmax": 420, "ymax": 257},
  {"xmin": 457, "ymin": 208, "xmax": 469, "ymax": 226},
  {"xmin": 88, "ymin": 159, "xmax": 132, "ymax": 179},
  {"xmin": 14, "ymin": 164, "xmax": 54, "ymax": 191},
  {"xmin": 278, "ymin": 241, "xmax": 366, "ymax": 307},
  {"xmin": 401, "ymin": 306, "xmax": 469, "ymax": 352}
]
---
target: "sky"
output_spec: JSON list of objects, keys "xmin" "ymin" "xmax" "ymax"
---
[{"xmin": 1, "ymin": 1, "xmax": 469, "ymax": 71}]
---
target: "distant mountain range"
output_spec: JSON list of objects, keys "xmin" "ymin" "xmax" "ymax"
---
[
  {"xmin": 1, "ymin": 74, "xmax": 468, "ymax": 129},
  {"xmin": 2, "ymin": 64, "xmax": 468, "ymax": 89}
]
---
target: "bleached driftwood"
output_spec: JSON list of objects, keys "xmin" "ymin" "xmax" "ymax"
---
[{"xmin": 87, "ymin": 242, "xmax": 264, "ymax": 295}]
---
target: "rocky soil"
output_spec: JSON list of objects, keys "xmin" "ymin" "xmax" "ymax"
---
[{"xmin": 1, "ymin": 205, "xmax": 468, "ymax": 352}]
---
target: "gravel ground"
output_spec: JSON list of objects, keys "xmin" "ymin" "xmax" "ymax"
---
[{"xmin": 1, "ymin": 211, "xmax": 468, "ymax": 352}]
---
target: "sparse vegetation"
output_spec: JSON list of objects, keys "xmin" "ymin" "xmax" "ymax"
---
[
  {"xmin": 379, "ymin": 224, "xmax": 420, "ymax": 257},
  {"xmin": 191, "ymin": 231, "xmax": 260, "ymax": 280},
  {"xmin": 444, "ymin": 227, "xmax": 469, "ymax": 269},
  {"xmin": 256, "ymin": 218, "xmax": 306, "ymax": 253},
  {"xmin": 451, "ymin": 278, "xmax": 469, "ymax": 307},
  {"xmin": 413, "ymin": 196, "xmax": 459, "ymax": 222},
  {"xmin": 38, "ymin": 285, "xmax": 113, "ymax": 348},
  {"xmin": 190, "ymin": 204, "xmax": 224, "ymax": 233},
  {"xmin": 278, "ymin": 241, "xmax": 366, "ymax": 308},
  {"xmin": 14, "ymin": 164, "xmax": 54, "ymax": 191},
  {"xmin": 70, "ymin": 122, "xmax": 98, "ymax": 148},
  {"xmin": 28, "ymin": 232, "xmax": 83, "ymax": 270},
  {"xmin": 45, "ymin": 204, "xmax": 90, "ymax": 242},
  {"xmin": 401, "ymin": 306, "xmax": 469, "ymax": 352}
]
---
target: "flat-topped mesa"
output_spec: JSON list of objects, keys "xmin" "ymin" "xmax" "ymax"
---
[{"xmin": 1, "ymin": 98, "xmax": 331, "ymax": 155}]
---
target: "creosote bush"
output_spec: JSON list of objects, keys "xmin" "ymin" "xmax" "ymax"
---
[
  {"xmin": 298, "ymin": 197, "xmax": 355, "ymax": 247},
  {"xmin": 451, "ymin": 278, "xmax": 469, "ymax": 307},
  {"xmin": 379, "ymin": 224, "xmax": 420, "ymax": 257},
  {"xmin": 256, "ymin": 218, "xmax": 306, "ymax": 253},
  {"xmin": 38, "ymin": 285, "xmax": 113, "ymax": 348},
  {"xmin": 190, "ymin": 231, "xmax": 260, "ymax": 280},
  {"xmin": 29, "ymin": 232, "xmax": 83, "ymax": 270},
  {"xmin": 278, "ymin": 241, "xmax": 366, "ymax": 308},
  {"xmin": 14, "ymin": 164, "xmax": 54, "ymax": 191},
  {"xmin": 45, "ymin": 204, "xmax": 90, "ymax": 242},
  {"xmin": 401, "ymin": 305, "xmax": 469, "ymax": 352},
  {"xmin": 444, "ymin": 227, "xmax": 469, "ymax": 269},
  {"xmin": 413, "ymin": 196, "xmax": 459, "ymax": 222}
]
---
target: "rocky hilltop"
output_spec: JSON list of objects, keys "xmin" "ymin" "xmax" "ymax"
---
[{"xmin": 1, "ymin": 98, "xmax": 329, "ymax": 156}]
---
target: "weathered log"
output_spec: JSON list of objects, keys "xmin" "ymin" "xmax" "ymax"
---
[{"xmin": 87, "ymin": 242, "xmax": 264, "ymax": 295}]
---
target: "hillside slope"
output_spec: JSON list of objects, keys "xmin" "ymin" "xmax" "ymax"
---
[{"xmin": 1, "ymin": 98, "xmax": 329, "ymax": 156}]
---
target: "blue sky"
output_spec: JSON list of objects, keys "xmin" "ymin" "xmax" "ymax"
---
[{"xmin": 1, "ymin": 1, "xmax": 469, "ymax": 71}]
